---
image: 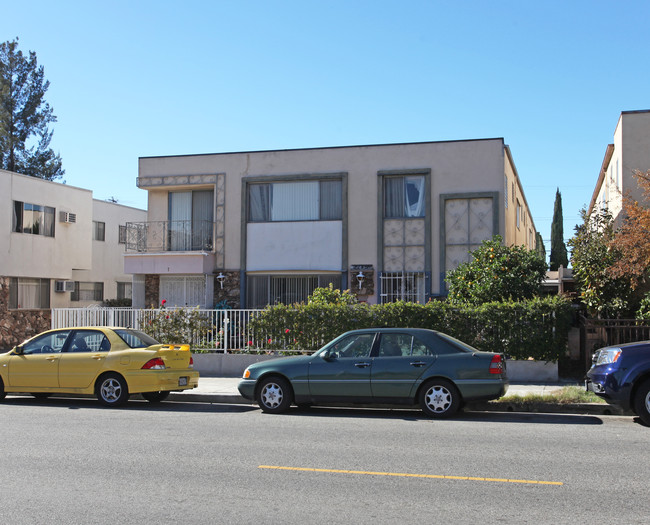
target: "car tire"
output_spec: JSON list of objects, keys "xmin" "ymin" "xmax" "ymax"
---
[
  {"xmin": 633, "ymin": 378, "xmax": 650, "ymax": 426},
  {"xmin": 142, "ymin": 391, "xmax": 170, "ymax": 403},
  {"xmin": 419, "ymin": 379, "xmax": 461, "ymax": 418},
  {"xmin": 256, "ymin": 376, "xmax": 293, "ymax": 414},
  {"xmin": 96, "ymin": 373, "xmax": 130, "ymax": 407},
  {"xmin": 31, "ymin": 393, "xmax": 52, "ymax": 399},
  {"xmin": 0, "ymin": 377, "xmax": 6, "ymax": 401}
]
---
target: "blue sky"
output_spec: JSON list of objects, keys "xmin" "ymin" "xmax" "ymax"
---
[{"xmin": 3, "ymin": 0, "xmax": 650, "ymax": 255}]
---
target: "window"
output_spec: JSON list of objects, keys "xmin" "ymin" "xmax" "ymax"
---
[
  {"xmin": 118, "ymin": 225, "xmax": 127, "ymax": 244},
  {"xmin": 69, "ymin": 330, "xmax": 110, "ymax": 352},
  {"xmin": 516, "ymin": 201, "xmax": 521, "ymax": 229},
  {"xmin": 168, "ymin": 190, "xmax": 214, "ymax": 251},
  {"xmin": 247, "ymin": 274, "xmax": 342, "ymax": 308},
  {"xmin": 384, "ymin": 176, "xmax": 425, "ymax": 218},
  {"xmin": 93, "ymin": 221, "xmax": 105, "ymax": 241},
  {"xmin": 504, "ymin": 175, "xmax": 508, "ymax": 209},
  {"xmin": 21, "ymin": 330, "xmax": 70, "ymax": 354},
  {"xmin": 9, "ymin": 278, "xmax": 50, "ymax": 309},
  {"xmin": 325, "ymin": 333, "xmax": 375, "ymax": 358},
  {"xmin": 380, "ymin": 272, "xmax": 426, "ymax": 304},
  {"xmin": 248, "ymin": 180, "xmax": 342, "ymax": 222},
  {"xmin": 160, "ymin": 275, "xmax": 206, "ymax": 307},
  {"xmin": 72, "ymin": 282, "xmax": 104, "ymax": 302},
  {"xmin": 378, "ymin": 333, "xmax": 432, "ymax": 357},
  {"xmin": 12, "ymin": 201, "xmax": 55, "ymax": 237},
  {"xmin": 117, "ymin": 281, "xmax": 132, "ymax": 300}
]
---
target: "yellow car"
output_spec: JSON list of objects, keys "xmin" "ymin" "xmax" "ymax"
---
[{"xmin": 0, "ymin": 327, "xmax": 199, "ymax": 406}]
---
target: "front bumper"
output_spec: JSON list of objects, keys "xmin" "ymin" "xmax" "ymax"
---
[{"xmin": 238, "ymin": 379, "xmax": 256, "ymax": 401}]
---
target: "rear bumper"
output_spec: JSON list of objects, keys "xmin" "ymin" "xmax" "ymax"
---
[{"xmin": 124, "ymin": 369, "xmax": 200, "ymax": 394}]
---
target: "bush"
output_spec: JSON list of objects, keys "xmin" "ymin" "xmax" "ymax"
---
[
  {"xmin": 140, "ymin": 304, "xmax": 213, "ymax": 349},
  {"xmin": 249, "ymin": 295, "xmax": 573, "ymax": 361}
]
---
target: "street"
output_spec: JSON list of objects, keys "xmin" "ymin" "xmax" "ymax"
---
[{"xmin": 0, "ymin": 397, "xmax": 647, "ymax": 524}]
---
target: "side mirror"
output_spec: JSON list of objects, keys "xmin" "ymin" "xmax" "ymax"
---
[
  {"xmin": 13, "ymin": 345, "xmax": 24, "ymax": 355},
  {"xmin": 321, "ymin": 350, "xmax": 338, "ymax": 361}
]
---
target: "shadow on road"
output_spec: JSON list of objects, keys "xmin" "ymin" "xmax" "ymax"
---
[{"xmin": 0, "ymin": 395, "xmax": 258, "ymax": 414}]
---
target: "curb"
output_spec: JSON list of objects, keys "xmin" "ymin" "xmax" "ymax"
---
[{"xmin": 167, "ymin": 392, "xmax": 627, "ymax": 416}]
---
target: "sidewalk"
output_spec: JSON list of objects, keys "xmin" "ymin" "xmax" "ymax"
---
[{"xmin": 167, "ymin": 377, "xmax": 624, "ymax": 415}]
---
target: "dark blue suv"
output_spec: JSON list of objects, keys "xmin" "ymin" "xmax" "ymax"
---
[{"xmin": 586, "ymin": 341, "xmax": 650, "ymax": 425}]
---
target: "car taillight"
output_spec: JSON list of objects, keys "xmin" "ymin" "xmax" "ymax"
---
[
  {"xmin": 142, "ymin": 357, "xmax": 166, "ymax": 370},
  {"xmin": 189, "ymin": 356, "xmax": 194, "ymax": 369},
  {"xmin": 489, "ymin": 354, "xmax": 504, "ymax": 374}
]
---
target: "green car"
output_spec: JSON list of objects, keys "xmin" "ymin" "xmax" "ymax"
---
[{"xmin": 238, "ymin": 328, "xmax": 508, "ymax": 418}]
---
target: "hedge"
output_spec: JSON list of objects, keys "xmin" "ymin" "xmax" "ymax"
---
[{"xmin": 249, "ymin": 295, "xmax": 573, "ymax": 362}]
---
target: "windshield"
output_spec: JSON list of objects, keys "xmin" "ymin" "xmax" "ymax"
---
[{"xmin": 114, "ymin": 329, "xmax": 160, "ymax": 349}]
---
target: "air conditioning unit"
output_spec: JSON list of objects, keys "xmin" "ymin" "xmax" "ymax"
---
[
  {"xmin": 59, "ymin": 211, "xmax": 77, "ymax": 223},
  {"xmin": 55, "ymin": 280, "xmax": 75, "ymax": 293}
]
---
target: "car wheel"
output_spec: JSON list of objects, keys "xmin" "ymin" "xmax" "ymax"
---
[
  {"xmin": 142, "ymin": 391, "xmax": 170, "ymax": 403},
  {"xmin": 96, "ymin": 373, "xmax": 130, "ymax": 407},
  {"xmin": 419, "ymin": 379, "xmax": 461, "ymax": 418},
  {"xmin": 256, "ymin": 376, "xmax": 293, "ymax": 414},
  {"xmin": 31, "ymin": 393, "xmax": 52, "ymax": 399},
  {"xmin": 633, "ymin": 378, "xmax": 650, "ymax": 426}
]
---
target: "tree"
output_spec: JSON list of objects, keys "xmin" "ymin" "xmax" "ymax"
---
[
  {"xmin": 549, "ymin": 188, "xmax": 568, "ymax": 271},
  {"xmin": 535, "ymin": 231, "xmax": 546, "ymax": 262},
  {"xmin": 0, "ymin": 38, "xmax": 64, "ymax": 180},
  {"xmin": 446, "ymin": 235, "xmax": 547, "ymax": 305},
  {"xmin": 608, "ymin": 170, "xmax": 650, "ymax": 290},
  {"xmin": 568, "ymin": 208, "xmax": 632, "ymax": 318}
]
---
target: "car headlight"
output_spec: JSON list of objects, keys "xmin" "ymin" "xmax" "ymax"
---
[
  {"xmin": 595, "ymin": 348, "xmax": 622, "ymax": 366},
  {"xmin": 243, "ymin": 368, "xmax": 251, "ymax": 379}
]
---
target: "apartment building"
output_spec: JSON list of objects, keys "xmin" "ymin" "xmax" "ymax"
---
[
  {"xmin": 0, "ymin": 169, "xmax": 146, "ymax": 349},
  {"xmin": 128, "ymin": 139, "xmax": 537, "ymax": 309},
  {"xmin": 589, "ymin": 110, "xmax": 650, "ymax": 221}
]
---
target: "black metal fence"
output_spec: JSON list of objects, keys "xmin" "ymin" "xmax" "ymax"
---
[{"xmin": 580, "ymin": 316, "xmax": 650, "ymax": 370}]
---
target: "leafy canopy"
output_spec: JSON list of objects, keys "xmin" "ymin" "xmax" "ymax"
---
[
  {"xmin": 446, "ymin": 235, "xmax": 547, "ymax": 305},
  {"xmin": 0, "ymin": 38, "xmax": 64, "ymax": 180}
]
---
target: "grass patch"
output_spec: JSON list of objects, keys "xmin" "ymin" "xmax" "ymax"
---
[{"xmin": 495, "ymin": 386, "xmax": 605, "ymax": 405}]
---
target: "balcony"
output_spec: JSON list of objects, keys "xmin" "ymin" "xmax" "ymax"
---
[{"xmin": 125, "ymin": 221, "xmax": 215, "ymax": 253}]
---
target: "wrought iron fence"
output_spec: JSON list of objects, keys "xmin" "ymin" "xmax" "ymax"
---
[
  {"xmin": 580, "ymin": 316, "xmax": 650, "ymax": 369},
  {"xmin": 51, "ymin": 308, "xmax": 265, "ymax": 352}
]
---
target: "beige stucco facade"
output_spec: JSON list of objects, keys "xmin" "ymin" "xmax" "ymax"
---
[
  {"xmin": 589, "ymin": 110, "xmax": 650, "ymax": 222},
  {"xmin": 131, "ymin": 139, "xmax": 537, "ymax": 309},
  {"xmin": 0, "ymin": 169, "xmax": 146, "ymax": 349}
]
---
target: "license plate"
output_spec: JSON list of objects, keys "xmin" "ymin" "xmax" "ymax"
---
[{"xmin": 179, "ymin": 377, "xmax": 188, "ymax": 386}]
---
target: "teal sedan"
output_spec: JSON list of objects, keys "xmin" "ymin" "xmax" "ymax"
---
[{"xmin": 238, "ymin": 328, "xmax": 508, "ymax": 418}]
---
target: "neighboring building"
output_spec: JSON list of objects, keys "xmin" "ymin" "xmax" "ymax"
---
[
  {"xmin": 128, "ymin": 139, "xmax": 537, "ymax": 309},
  {"xmin": 0, "ymin": 169, "xmax": 147, "ymax": 349},
  {"xmin": 589, "ymin": 110, "xmax": 650, "ymax": 222}
]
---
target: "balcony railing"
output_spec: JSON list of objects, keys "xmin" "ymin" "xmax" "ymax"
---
[{"xmin": 125, "ymin": 220, "xmax": 215, "ymax": 253}]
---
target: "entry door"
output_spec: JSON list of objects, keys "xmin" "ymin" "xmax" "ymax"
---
[
  {"xmin": 308, "ymin": 333, "xmax": 375, "ymax": 399},
  {"xmin": 58, "ymin": 330, "xmax": 110, "ymax": 389}
]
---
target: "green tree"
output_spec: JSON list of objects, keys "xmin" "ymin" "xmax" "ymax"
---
[
  {"xmin": 568, "ymin": 208, "xmax": 631, "ymax": 317},
  {"xmin": 535, "ymin": 231, "xmax": 546, "ymax": 261},
  {"xmin": 0, "ymin": 38, "xmax": 64, "ymax": 180},
  {"xmin": 446, "ymin": 235, "xmax": 547, "ymax": 305},
  {"xmin": 549, "ymin": 188, "xmax": 568, "ymax": 271}
]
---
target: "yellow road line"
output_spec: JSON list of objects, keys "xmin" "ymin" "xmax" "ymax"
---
[{"xmin": 258, "ymin": 465, "xmax": 563, "ymax": 486}]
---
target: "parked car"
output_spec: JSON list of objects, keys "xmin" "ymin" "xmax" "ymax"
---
[
  {"xmin": 238, "ymin": 328, "xmax": 508, "ymax": 418},
  {"xmin": 0, "ymin": 327, "xmax": 199, "ymax": 406},
  {"xmin": 586, "ymin": 341, "xmax": 650, "ymax": 425}
]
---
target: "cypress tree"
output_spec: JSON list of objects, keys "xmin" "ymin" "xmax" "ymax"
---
[{"xmin": 550, "ymin": 188, "xmax": 568, "ymax": 271}]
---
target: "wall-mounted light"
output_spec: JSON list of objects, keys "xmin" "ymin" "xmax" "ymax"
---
[
  {"xmin": 217, "ymin": 272, "xmax": 226, "ymax": 289},
  {"xmin": 356, "ymin": 271, "xmax": 365, "ymax": 290}
]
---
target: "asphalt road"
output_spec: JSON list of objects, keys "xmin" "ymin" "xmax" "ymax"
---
[{"xmin": 0, "ymin": 397, "xmax": 648, "ymax": 524}]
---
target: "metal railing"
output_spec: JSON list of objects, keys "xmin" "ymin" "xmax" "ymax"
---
[
  {"xmin": 51, "ymin": 308, "xmax": 265, "ymax": 352},
  {"xmin": 125, "ymin": 220, "xmax": 215, "ymax": 252}
]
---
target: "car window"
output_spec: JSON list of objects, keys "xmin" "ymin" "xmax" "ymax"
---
[
  {"xmin": 411, "ymin": 336, "xmax": 434, "ymax": 356},
  {"xmin": 69, "ymin": 330, "xmax": 110, "ymax": 352},
  {"xmin": 329, "ymin": 333, "xmax": 375, "ymax": 358},
  {"xmin": 21, "ymin": 331, "xmax": 71, "ymax": 355},
  {"xmin": 114, "ymin": 329, "xmax": 159, "ymax": 348},
  {"xmin": 378, "ymin": 334, "xmax": 412, "ymax": 357}
]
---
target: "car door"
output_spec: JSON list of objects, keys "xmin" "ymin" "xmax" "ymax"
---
[
  {"xmin": 58, "ymin": 330, "xmax": 111, "ymax": 389},
  {"xmin": 308, "ymin": 332, "xmax": 376, "ymax": 400},
  {"xmin": 370, "ymin": 333, "xmax": 437, "ymax": 400},
  {"xmin": 7, "ymin": 330, "xmax": 71, "ymax": 388}
]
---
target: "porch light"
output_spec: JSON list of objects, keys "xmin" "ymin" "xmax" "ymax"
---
[
  {"xmin": 356, "ymin": 271, "xmax": 365, "ymax": 289},
  {"xmin": 217, "ymin": 272, "xmax": 226, "ymax": 289}
]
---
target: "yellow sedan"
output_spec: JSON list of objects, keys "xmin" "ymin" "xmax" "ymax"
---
[{"xmin": 0, "ymin": 327, "xmax": 199, "ymax": 406}]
